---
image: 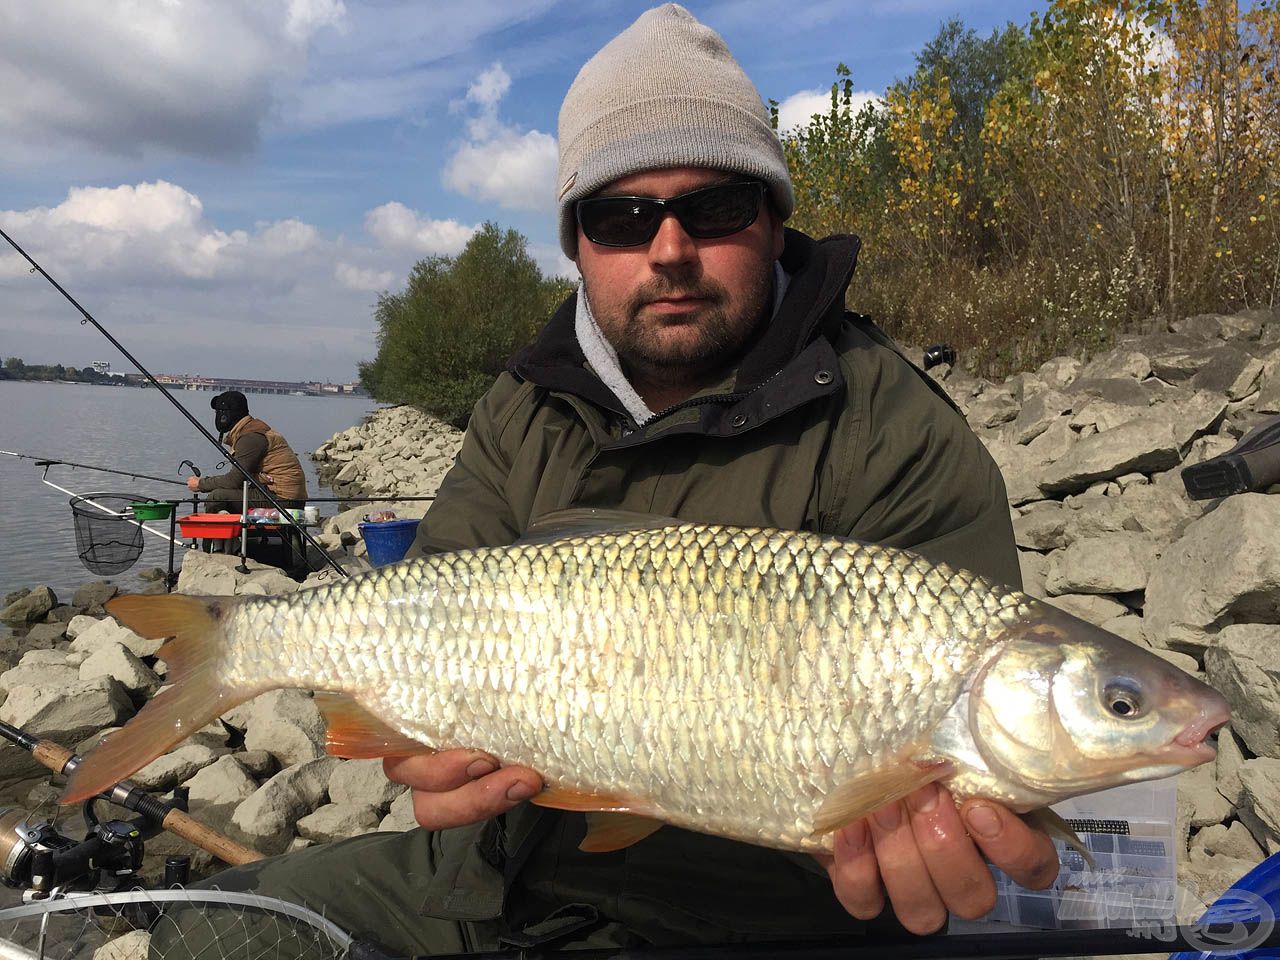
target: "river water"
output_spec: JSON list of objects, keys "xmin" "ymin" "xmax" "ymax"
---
[{"xmin": 0, "ymin": 380, "xmax": 380, "ymax": 609}]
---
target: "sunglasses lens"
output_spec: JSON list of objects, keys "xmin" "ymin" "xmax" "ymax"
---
[
  {"xmin": 578, "ymin": 198, "xmax": 663, "ymax": 246},
  {"xmin": 679, "ymin": 183, "xmax": 763, "ymax": 238},
  {"xmin": 577, "ymin": 182, "xmax": 765, "ymax": 247}
]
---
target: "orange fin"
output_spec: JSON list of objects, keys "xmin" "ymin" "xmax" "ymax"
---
[
  {"xmin": 530, "ymin": 787, "xmax": 639, "ymax": 813},
  {"xmin": 315, "ymin": 692, "xmax": 434, "ymax": 758},
  {"xmin": 580, "ymin": 813, "xmax": 664, "ymax": 852},
  {"xmin": 63, "ymin": 594, "xmax": 254, "ymax": 804},
  {"xmin": 811, "ymin": 760, "xmax": 954, "ymax": 836}
]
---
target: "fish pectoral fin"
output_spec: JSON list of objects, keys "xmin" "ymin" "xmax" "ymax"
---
[
  {"xmin": 811, "ymin": 760, "xmax": 954, "ymax": 836},
  {"xmin": 1022, "ymin": 807, "xmax": 1094, "ymax": 870},
  {"xmin": 315, "ymin": 692, "xmax": 434, "ymax": 758},
  {"xmin": 580, "ymin": 813, "xmax": 664, "ymax": 853},
  {"xmin": 516, "ymin": 508, "xmax": 684, "ymax": 545}
]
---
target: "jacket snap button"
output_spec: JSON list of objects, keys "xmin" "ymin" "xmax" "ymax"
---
[
  {"xmin": 814, "ymin": 370, "xmax": 833, "ymax": 385},
  {"xmin": 729, "ymin": 413, "xmax": 748, "ymax": 428}
]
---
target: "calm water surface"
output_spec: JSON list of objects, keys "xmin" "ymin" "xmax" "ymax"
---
[{"xmin": 0, "ymin": 381, "xmax": 380, "ymax": 611}]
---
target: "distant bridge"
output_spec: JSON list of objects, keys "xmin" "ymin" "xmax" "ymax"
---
[{"xmin": 147, "ymin": 375, "xmax": 363, "ymax": 397}]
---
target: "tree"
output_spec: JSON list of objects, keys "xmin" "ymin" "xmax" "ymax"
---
[{"xmin": 359, "ymin": 224, "xmax": 574, "ymax": 427}]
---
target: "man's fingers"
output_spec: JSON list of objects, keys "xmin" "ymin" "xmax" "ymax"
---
[
  {"xmin": 960, "ymin": 800, "xmax": 1061, "ymax": 891},
  {"xmin": 823, "ymin": 821, "xmax": 885, "ymax": 920},
  {"xmin": 905, "ymin": 785, "xmax": 997, "ymax": 921},
  {"xmin": 383, "ymin": 749, "xmax": 507, "ymax": 792},
  {"xmin": 408, "ymin": 767, "xmax": 542, "ymax": 830},
  {"xmin": 868, "ymin": 799, "xmax": 948, "ymax": 935}
]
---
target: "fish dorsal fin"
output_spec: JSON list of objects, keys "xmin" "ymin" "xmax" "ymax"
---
[
  {"xmin": 516, "ymin": 508, "xmax": 685, "ymax": 546},
  {"xmin": 581, "ymin": 813, "xmax": 664, "ymax": 852},
  {"xmin": 315, "ymin": 692, "xmax": 435, "ymax": 758},
  {"xmin": 812, "ymin": 760, "xmax": 954, "ymax": 836},
  {"xmin": 1022, "ymin": 807, "xmax": 1095, "ymax": 870}
]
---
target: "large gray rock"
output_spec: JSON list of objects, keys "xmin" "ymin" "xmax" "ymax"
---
[
  {"xmin": 92, "ymin": 930, "xmax": 150, "ymax": 960},
  {"xmin": 1044, "ymin": 533, "xmax": 1157, "ymax": 595},
  {"xmin": 1012, "ymin": 502, "xmax": 1069, "ymax": 550},
  {"xmin": 1174, "ymin": 311, "xmax": 1266, "ymax": 342},
  {"xmin": 132, "ymin": 742, "xmax": 222, "ymax": 792},
  {"xmin": 22, "ymin": 622, "xmax": 69, "ymax": 647},
  {"xmin": 1060, "ymin": 496, "xmax": 1142, "ymax": 544},
  {"xmin": 1009, "ymin": 390, "xmax": 1071, "ymax": 444},
  {"xmin": 73, "ymin": 581, "xmax": 118, "ymax": 612},
  {"xmin": 1236, "ymin": 758, "xmax": 1280, "ymax": 853},
  {"xmin": 1037, "ymin": 416, "xmax": 1182, "ymax": 494},
  {"xmin": 79, "ymin": 642, "xmax": 161, "ymax": 695},
  {"xmin": 183, "ymin": 754, "xmax": 261, "ymax": 832},
  {"xmin": 1191, "ymin": 349, "xmax": 1264, "ymax": 400},
  {"xmin": 0, "ymin": 676, "xmax": 134, "ymax": 743},
  {"xmin": 1145, "ymin": 494, "xmax": 1280, "ymax": 653},
  {"xmin": 329, "ymin": 757, "xmax": 406, "ymax": 811},
  {"xmin": 71, "ymin": 617, "xmax": 162, "ymax": 659},
  {"xmin": 1204, "ymin": 625, "xmax": 1280, "ymax": 758},
  {"xmin": 295, "ymin": 802, "xmax": 380, "ymax": 842},
  {"xmin": 1044, "ymin": 592, "xmax": 1130, "ymax": 625},
  {"xmin": 1066, "ymin": 377, "xmax": 1149, "ymax": 406},
  {"xmin": 1080, "ymin": 349, "xmax": 1152, "ymax": 382},
  {"xmin": 242, "ymin": 690, "xmax": 327, "ymax": 768},
  {"xmin": 1, "ymin": 586, "xmax": 57, "ymax": 625},
  {"xmin": 377, "ymin": 789, "xmax": 419, "ymax": 832},
  {"xmin": 230, "ymin": 757, "xmax": 341, "ymax": 855}
]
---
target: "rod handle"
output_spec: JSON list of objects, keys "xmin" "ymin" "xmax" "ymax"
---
[{"xmin": 160, "ymin": 807, "xmax": 264, "ymax": 865}]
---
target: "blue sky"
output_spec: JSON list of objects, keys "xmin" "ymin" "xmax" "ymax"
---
[{"xmin": 1, "ymin": 1, "xmax": 1041, "ymax": 382}]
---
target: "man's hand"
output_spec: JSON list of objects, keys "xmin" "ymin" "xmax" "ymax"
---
[
  {"xmin": 186, "ymin": 476, "xmax": 200, "ymax": 492},
  {"xmin": 816, "ymin": 785, "xmax": 1060, "ymax": 935},
  {"xmin": 384, "ymin": 750, "xmax": 543, "ymax": 831}
]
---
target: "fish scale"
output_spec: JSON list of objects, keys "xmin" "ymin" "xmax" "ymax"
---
[{"xmin": 215, "ymin": 523, "xmax": 1028, "ymax": 851}]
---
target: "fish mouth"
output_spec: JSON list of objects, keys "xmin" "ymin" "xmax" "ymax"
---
[{"xmin": 1161, "ymin": 699, "xmax": 1231, "ymax": 766}]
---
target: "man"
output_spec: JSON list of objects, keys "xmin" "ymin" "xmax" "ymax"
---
[
  {"xmin": 187, "ymin": 390, "xmax": 308, "ymax": 511},
  {"xmin": 155, "ymin": 5, "xmax": 1057, "ymax": 954}
]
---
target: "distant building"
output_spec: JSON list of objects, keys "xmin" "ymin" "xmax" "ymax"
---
[{"xmin": 92, "ymin": 361, "xmax": 111, "ymax": 375}]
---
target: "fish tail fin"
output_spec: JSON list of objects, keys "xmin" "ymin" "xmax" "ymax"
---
[{"xmin": 62, "ymin": 594, "xmax": 253, "ymax": 804}]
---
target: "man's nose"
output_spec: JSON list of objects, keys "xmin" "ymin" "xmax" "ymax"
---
[{"xmin": 647, "ymin": 212, "xmax": 698, "ymax": 268}]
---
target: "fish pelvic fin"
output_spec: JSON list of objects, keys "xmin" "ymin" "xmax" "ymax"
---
[
  {"xmin": 580, "ymin": 813, "xmax": 664, "ymax": 852},
  {"xmin": 1023, "ymin": 807, "xmax": 1094, "ymax": 870},
  {"xmin": 314, "ymin": 692, "xmax": 435, "ymax": 758},
  {"xmin": 531, "ymin": 787, "xmax": 665, "ymax": 852},
  {"xmin": 811, "ymin": 760, "xmax": 954, "ymax": 836},
  {"xmin": 63, "ymin": 594, "xmax": 252, "ymax": 804}
]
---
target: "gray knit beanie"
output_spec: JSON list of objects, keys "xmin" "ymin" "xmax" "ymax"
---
[{"xmin": 557, "ymin": 3, "xmax": 794, "ymax": 258}]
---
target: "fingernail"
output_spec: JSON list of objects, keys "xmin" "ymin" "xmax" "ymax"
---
[
  {"xmin": 872, "ymin": 802, "xmax": 902, "ymax": 831},
  {"xmin": 506, "ymin": 782, "xmax": 536, "ymax": 802},
  {"xmin": 839, "ymin": 820, "xmax": 870, "ymax": 855},
  {"xmin": 965, "ymin": 803, "xmax": 1001, "ymax": 839},
  {"xmin": 466, "ymin": 758, "xmax": 497, "ymax": 779},
  {"xmin": 907, "ymin": 783, "xmax": 939, "ymax": 814}
]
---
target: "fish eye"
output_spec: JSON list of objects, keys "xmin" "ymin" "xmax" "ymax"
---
[{"xmin": 1103, "ymin": 680, "xmax": 1145, "ymax": 719}]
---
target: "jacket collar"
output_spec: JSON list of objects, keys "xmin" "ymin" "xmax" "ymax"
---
[{"xmin": 510, "ymin": 229, "xmax": 862, "ymax": 418}]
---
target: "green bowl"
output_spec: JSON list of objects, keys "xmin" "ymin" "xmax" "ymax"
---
[{"xmin": 130, "ymin": 501, "xmax": 174, "ymax": 520}]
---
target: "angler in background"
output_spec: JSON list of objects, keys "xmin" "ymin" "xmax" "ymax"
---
[
  {"xmin": 188, "ymin": 390, "xmax": 308, "ymax": 513},
  {"xmin": 154, "ymin": 3, "xmax": 1056, "ymax": 955}
]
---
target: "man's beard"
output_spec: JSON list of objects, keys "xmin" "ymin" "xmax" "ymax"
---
[{"xmin": 591, "ymin": 267, "xmax": 774, "ymax": 382}]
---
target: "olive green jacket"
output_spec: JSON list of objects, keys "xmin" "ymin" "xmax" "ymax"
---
[{"xmin": 403, "ymin": 229, "xmax": 1020, "ymax": 945}]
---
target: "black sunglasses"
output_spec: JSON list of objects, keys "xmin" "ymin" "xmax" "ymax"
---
[{"xmin": 576, "ymin": 180, "xmax": 767, "ymax": 247}]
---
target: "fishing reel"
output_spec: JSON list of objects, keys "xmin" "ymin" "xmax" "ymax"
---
[{"xmin": 0, "ymin": 798, "xmax": 167, "ymax": 898}]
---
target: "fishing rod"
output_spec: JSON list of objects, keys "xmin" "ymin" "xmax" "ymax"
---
[
  {"xmin": 0, "ymin": 449, "xmax": 188, "ymax": 488},
  {"xmin": 0, "ymin": 224, "xmax": 347, "ymax": 577},
  {"xmin": 38, "ymin": 468, "xmax": 187, "ymax": 549},
  {"xmin": 0, "ymin": 720, "xmax": 262, "ymax": 868}
]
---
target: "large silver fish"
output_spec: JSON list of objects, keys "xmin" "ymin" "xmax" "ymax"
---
[{"xmin": 65, "ymin": 511, "xmax": 1228, "ymax": 854}]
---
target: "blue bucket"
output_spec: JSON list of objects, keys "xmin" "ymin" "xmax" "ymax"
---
[{"xmin": 358, "ymin": 518, "xmax": 421, "ymax": 566}]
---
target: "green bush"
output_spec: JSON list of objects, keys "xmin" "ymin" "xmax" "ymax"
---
[{"xmin": 359, "ymin": 224, "xmax": 574, "ymax": 427}]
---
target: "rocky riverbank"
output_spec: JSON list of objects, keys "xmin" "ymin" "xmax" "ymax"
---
[{"xmin": 2, "ymin": 305, "xmax": 1279, "ymax": 920}]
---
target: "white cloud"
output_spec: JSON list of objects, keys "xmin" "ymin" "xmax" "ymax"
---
[
  {"xmin": 0, "ymin": 2, "xmax": 346, "ymax": 159},
  {"xmin": 775, "ymin": 87, "xmax": 883, "ymax": 134},
  {"xmin": 441, "ymin": 62, "xmax": 559, "ymax": 212},
  {"xmin": 335, "ymin": 262, "xmax": 394, "ymax": 291},
  {"xmin": 364, "ymin": 202, "xmax": 477, "ymax": 256}
]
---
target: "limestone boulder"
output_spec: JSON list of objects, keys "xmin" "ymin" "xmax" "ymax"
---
[
  {"xmin": 295, "ymin": 802, "xmax": 380, "ymax": 842},
  {"xmin": 1037, "ymin": 416, "xmax": 1182, "ymax": 495},
  {"xmin": 1145, "ymin": 495, "xmax": 1280, "ymax": 653},
  {"xmin": 1204, "ymin": 625, "xmax": 1280, "ymax": 758},
  {"xmin": 1, "ymin": 585, "xmax": 57, "ymax": 625},
  {"xmin": 242, "ymin": 689, "xmax": 327, "ymax": 767},
  {"xmin": 230, "ymin": 757, "xmax": 341, "ymax": 855},
  {"xmin": 329, "ymin": 757, "xmax": 407, "ymax": 812},
  {"xmin": 1044, "ymin": 533, "xmax": 1157, "ymax": 595}
]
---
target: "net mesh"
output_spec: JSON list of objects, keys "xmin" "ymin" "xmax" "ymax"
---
[
  {"xmin": 69, "ymin": 494, "xmax": 145, "ymax": 575},
  {"xmin": 0, "ymin": 888, "xmax": 352, "ymax": 960}
]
